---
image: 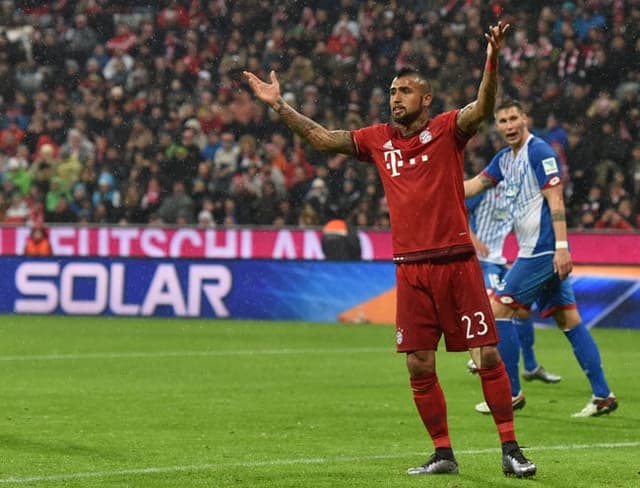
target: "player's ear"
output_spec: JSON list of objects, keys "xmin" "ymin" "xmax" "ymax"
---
[{"xmin": 422, "ymin": 92, "xmax": 433, "ymax": 108}]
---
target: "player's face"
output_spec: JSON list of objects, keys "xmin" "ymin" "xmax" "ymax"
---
[
  {"xmin": 495, "ymin": 106, "xmax": 529, "ymax": 150},
  {"xmin": 389, "ymin": 75, "xmax": 432, "ymax": 126}
]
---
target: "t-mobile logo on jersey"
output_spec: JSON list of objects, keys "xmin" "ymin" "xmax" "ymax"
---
[{"xmin": 383, "ymin": 143, "xmax": 429, "ymax": 177}]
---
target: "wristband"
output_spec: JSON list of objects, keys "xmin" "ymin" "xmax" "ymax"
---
[
  {"xmin": 485, "ymin": 59, "xmax": 497, "ymax": 71},
  {"xmin": 555, "ymin": 240, "xmax": 569, "ymax": 250}
]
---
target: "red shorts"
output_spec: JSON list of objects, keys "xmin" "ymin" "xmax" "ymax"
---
[{"xmin": 395, "ymin": 254, "xmax": 498, "ymax": 352}]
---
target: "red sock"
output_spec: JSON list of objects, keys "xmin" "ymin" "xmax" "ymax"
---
[
  {"xmin": 478, "ymin": 361, "xmax": 516, "ymax": 443},
  {"xmin": 410, "ymin": 373, "xmax": 451, "ymax": 449}
]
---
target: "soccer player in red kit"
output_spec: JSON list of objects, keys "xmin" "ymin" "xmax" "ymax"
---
[{"xmin": 244, "ymin": 21, "xmax": 536, "ymax": 478}]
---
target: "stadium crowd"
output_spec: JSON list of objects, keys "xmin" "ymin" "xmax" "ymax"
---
[{"xmin": 0, "ymin": 0, "xmax": 639, "ymax": 231}]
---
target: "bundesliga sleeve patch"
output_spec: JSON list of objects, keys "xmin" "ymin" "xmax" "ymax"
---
[{"xmin": 542, "ymin": 157, "xmax": 559, "ymax": 175}]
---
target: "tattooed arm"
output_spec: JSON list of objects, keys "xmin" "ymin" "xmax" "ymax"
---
[
  {"xmin": 457, "ymin": 21, "xmax": 509, "ymax": 135},
  {"xmin": 243, "ymin": 70, "xmax": 355, "ymax": 155},
  {"xmin": 542, "ymin": 183, "xmax": 573, "ymax": 280},
  {"xmin": 464, "ymin": 174, "xmax": 495, "ymax": 198}
]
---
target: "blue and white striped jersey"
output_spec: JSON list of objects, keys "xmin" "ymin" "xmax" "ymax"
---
[
  {"xmin": 466, "ymin": 180, "xmax": 512, "ymax": 265},
  {"xmin": 482, "ymin": 135, "xmax": 562, "ymax": 258}
]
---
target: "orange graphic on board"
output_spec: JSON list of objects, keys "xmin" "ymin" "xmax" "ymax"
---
[{"xmin": 337, "ymin": 265, "xmax": 639, "ymax": 324}]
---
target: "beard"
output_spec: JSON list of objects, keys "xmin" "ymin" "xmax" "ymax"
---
[{"xmin": 391, "ymin": 106, "xmax": 422, "ymax": 126}]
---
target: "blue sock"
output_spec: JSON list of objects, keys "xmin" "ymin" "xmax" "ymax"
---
[
  {"xmin": 564, "ymin": 323, "xmax": 610, "ymax": 398},
  {"xmin": 514, "ymin": 317, "xmax": 537, "ymax": 372},
  {"xmin": 496, "ymin": 319, "xmax": 521, "ymax": 397}
]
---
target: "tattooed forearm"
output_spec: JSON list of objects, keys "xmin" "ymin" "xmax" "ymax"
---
[
  {"xmin": 273, "ymin": 101, "xmax": 354, "ymax": 154},
  {"xmin": 457, "ymin": 67, "xmax": 498, "ymax": 133},
  {"xmin": 551, "ymin": 210, "xmax": 566, "ymax": 222},
  {"xmin": 478, "ymin": 70, "xmax": 498, "ymax": 113}
]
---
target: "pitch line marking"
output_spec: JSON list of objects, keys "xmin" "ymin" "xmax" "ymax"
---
[
  {"xmin": 0, "ymin": 348, "xmax": 390, "ymax": 362},
  {"xmin": 0, "ymin": 442, "xmax": 638, "ymax": 484}
]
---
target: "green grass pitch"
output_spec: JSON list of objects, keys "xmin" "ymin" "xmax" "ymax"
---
[{"xmin": 0, "ymin": 315, "xmax": 638, "ymax": 487}]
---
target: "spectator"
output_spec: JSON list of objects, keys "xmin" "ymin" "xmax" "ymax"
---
[
  {"xmin": 65, "ymin": 14, "xmax": 99, "ymax": 65},
  {"xmin": 595, "ymin": 207, "xmax": 634, "ymax": 230},
  {"xmin": 298, "ymin": 201, "xmax": 320, "ymax": 227},
  {"xmin": 616, "ymin": 198, "xmax": 638, "ymax": 228},
  {"xmin": 102, "ymin": 48, "xmax": 134, "ymax": 82},
  {"xmin": 163, "ymin": 128, "xmax": 202, "ymax": 189},
  {"xmin": 120, "ymin": 185, "xmax": 146, "ymax": 224},
  {"xmin": 140, "ymin": 177, "xmax": 163, "ymax": 217},
  {"xmin": 630, "ymin": 144, "xmax": 640, "ymax": 196},
  {"xmin": 0, "ymin": 2, "xmax": 636, "ymax": 231},
  {"xmin": 106, "ymin": 23, "xmax": 137, "ymax": 54},
  {"xmin": 304, "ymin": 177, "xmax": 329, "ymax": 221},
  {"xmin": 3, "ymin": 157, "xmax": 31, "ymax": 195},
  {"xmin": 157, "ymin": 180, "xmax": 194, "ymax": 224},
  {"xmin": 229, "ymin": 172, "xmax": 257, "ymax": 224},
  {"xmin": 69, "ymin": 182, "xmax": 91, "ymax": 219},
  {"xmin": 0, "ymin": 119, "xmax": 25, "ymax": 157},
  {"xmin": 211, "ymin": 131, "xmax": 239, "ymax": 194},
  {"xmin": 197, "ymin": 208, "xmax": 215, "ymax": 227},
  {"xmin": 47, "ymin": 194, "xmax": 77, "ymax": 223},
  {"xmin": 237, "ymin": 134, "xmax": 263, "ymax": 171},
  {"xmin": 91, "ymin": 172, "xmax": 121, "ymax": 222},
  {"xmin": 3, "ymin": 192, "xmax": 30, "ymax": 224},
  {"xmin": 58, "ymin": 129, "xmax": 95, "ymax": 166},
  {"xmin": 253, "ymin": 179, "xmax": 280, "ymax": 226},
  {"xmin": 24, "ymin": 225, "xmax": 53, "ymax": 256}
]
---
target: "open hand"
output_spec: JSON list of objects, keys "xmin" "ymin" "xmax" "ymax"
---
[
  {"xmin": 470, "ymin": 232, "xmax": 490, "ymax": 258},
  {"xmin": 243, "ymin": 70, "xmax": 281, "ymax": 107},
  {"xmin": 485, "ymin": 21, "xmax": 510, "ymax": 58}
]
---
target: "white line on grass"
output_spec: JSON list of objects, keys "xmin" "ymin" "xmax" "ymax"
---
[
  {"xmin": 0, "ymin": 348, "xmax": 390, "ymax": 362},
  {"xmin": 0, "ymin": 442, "xmax": 638, "ymax": 484}
]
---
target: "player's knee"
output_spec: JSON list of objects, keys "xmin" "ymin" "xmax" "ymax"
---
[
  {"xmin": 478, "ymin": 345, "xmax": 501, "ymax": 369},
  {"xmin": 553, "ymin": 308, "xmax": 581, "ymax": 330},
  {"xmin": 406, "ymin": 350, "xmax": 435, "ymax": 377},
  {"xmin": 491, "ymin": 301, "xmax": 513, "ymax": 319}
]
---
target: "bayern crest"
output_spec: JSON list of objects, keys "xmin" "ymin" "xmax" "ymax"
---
[{"xmin": 419, "ymin": 129, "xmax": 432, "ymax": 144}]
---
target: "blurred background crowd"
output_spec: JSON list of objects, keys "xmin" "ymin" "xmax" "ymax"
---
[{"xmin": 0, "ymin": 0, "xmax": 639, "ymax": 232}]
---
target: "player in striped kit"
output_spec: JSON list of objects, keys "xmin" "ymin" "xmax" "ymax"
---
[
  {"xmin": 245, "ymin": 21, "xmax": 538, "ymax": 478},
  {"xmin": 466, "ymin": 181, "xmax": 561, "ymax": 415},
  {"xmin": 464, "ymin": 100, "xmax": 617, "ymax": 418}
]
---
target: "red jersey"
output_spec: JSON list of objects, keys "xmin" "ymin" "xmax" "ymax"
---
[{"xmin": 352, "ymin": 110, "xmax": 474, "ymax": 261}]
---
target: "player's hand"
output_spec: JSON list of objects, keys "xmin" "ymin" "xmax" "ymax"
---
[
  {"xmin": 243, "ymin": 70, "xmax": 281, "ymax": 108},
  {"xmin": 485, "ymin": 21, "xmax": 510, "ymax": 58},
  {"xmin": 553, "ymin": 248, "xmax": 573, "ymax": 280},
  {"xmin": 470, "ymin": 232, "xmax": 489, "ymax": 258}
]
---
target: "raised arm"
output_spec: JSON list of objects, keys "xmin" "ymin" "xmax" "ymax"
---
[
  {"xmin": 456, "ymin": 21, "xmax": 509, "ymax": 134},
  {"xmin": 243, "ymin": 70, "xmax": 355, "ymax": 155},
  {"xmin": 464, "ymin": 173, "xmax": 495, "ymax": 198},
  {"xmin": 542, "ymin": 184, "xmax": 573, "ymax": 280}
]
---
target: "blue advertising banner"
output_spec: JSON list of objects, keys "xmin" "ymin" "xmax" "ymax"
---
[
  {"xmin": 0, "ymin": 257, "xmax": 396, "ymax": 322},
  {"xmin": 0, "ymin": 257, "xmax": 637, "ymax": 328}
]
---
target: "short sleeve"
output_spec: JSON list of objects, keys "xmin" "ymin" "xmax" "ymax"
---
[
  {"xmin": 529, "ymin": 140, "xmax": 562, "ymax": 189},
  {"xmin": 351, "ymin": 126, "xmax": 378, "ymax": 163},
  {"xmin": 481, "ymin": 150, "xmax": 505, "ymax": 184}
]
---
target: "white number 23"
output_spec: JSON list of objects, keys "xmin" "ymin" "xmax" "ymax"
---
[{"xmin": 462, "ymin": 312, "xmax": 489, "ymax": 339}]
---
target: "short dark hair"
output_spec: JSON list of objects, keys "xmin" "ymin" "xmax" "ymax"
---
[
  {"xmin": 494, "ymin": 99, "xmax": 525, "ymax": 115},
  {"xmin": 393, "ymin": 68, "xmax": 432, "ymax": 94}
]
